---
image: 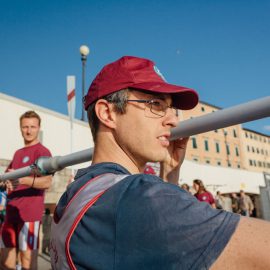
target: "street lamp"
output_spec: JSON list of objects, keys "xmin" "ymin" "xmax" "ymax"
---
[{"xmin": 79, "ymin": 45, "xmax": 90, "ymax": 121}]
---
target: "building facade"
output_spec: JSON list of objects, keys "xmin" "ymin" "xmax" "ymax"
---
[
  {"xmin": 241, "ymin": 128, "xmax": 270, "ymax": 172},
  {"xmin": 181, "ymin": 101, "xmax": 269, "ymax": 173}
]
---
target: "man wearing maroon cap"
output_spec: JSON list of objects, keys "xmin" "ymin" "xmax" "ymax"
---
[{"xmin": 51, "ymin": 56, "xmax": 270, "ymax": 269}]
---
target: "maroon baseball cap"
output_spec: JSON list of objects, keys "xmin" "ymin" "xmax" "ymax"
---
[{"xmin": 84, "ymin": 56, "xmax": 199, "ymax": 110}]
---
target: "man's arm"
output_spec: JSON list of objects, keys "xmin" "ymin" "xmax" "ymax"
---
[
  {"xmin": 211, "ymin": 217, "xmax": 270, "ymax": 269},
  {"xmin": 19, "ymin": 175, "xmax": 52, "ymax": 189},
  {"xmin": 7, "ymin": 175, "xmax": 52, "ymax": 191}
]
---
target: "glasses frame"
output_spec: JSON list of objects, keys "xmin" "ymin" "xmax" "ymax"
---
[{"xmin": 126, "ymin": 98, "xmax": 179, "ymax": 117}]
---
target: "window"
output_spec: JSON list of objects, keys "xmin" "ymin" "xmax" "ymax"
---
[
  {"xmin": 235, "ymin": 147, "xmax": 239, "ymax": 156},
  {"xmin": 217, "ymin": 161, "xmax": 221, "ymax": 166},
  {"xmin": 247, "ymin": 146, "xmax": 250, "ymax": 152},
  {"xmin": 245, "ymin": 132, "xmax": 248, "ymax": 138},
  {"xmin": 206, "ymin": 160, "xmax": 210, "ymax": 164},
  {"xmin": 228, "ymin": 162, "xmax": 231, "ymax": 167},
  {"xmin": 192, "ymin": 137, "xmax": 197, "ymax": 149},
  {"xmin": 252, "ymin": 147, "xmax": 255, "ymax": 153},
  {"xmin": 214, "ymin": 130, "xmax": 218, "ymax": 133},
  {"xmin": 254, "ymin": 160, "xmax": 257, "ymax": 167},
  {"xmin": 237, "ymin": 164, "xmax": 241, "ymax": 169},
  {"xmin": 261, "ymin": 149, "xmax": 264, "ymax": 155},
  {"xmin": 257, "ymin": 148, "xmax": 260, "ymax": 154},
  {"xmin": 250, "ymin": 134, "xmax": 253, "ymax": 139},
  {"xmin": 216, "ymin": 142, "xmax": 220, "ymax": 153},
  {"xmin": 258, "ymin": 161, "xmax": 262, "ymax": 167},
  {"xmin": 233, "ymin": 129, "xmax": 237, "ymax": 138},
  {"xmin": 249, "ymin": 160, "xmax": 253, "ymax": 166},
  {"xmin": 193, "ymin": 158, "xmax": 198, "ymax": 162},
  {"xmin": 204, "ymin": 140, "xmax": 209, "ymax": 151},
  {"xmin": 226, "ymin": 144, "xmax": 230, "ymax": 155},
  {"xmin": 201, "ymin": 107, "xmax": 205, "ymax": 112}
]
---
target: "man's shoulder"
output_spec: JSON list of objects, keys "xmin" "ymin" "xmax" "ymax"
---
[
  {"xmin": 14, "ymin": 142, "xmax": 50, "ymax": 153},
  {"xmin": 33, "ymin": 142, "xmax": 51, "ymax": 152}
]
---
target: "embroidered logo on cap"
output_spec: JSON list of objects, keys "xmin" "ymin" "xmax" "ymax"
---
[
  {"xmin": 22, "ymin": 156, "xmax": 30, "ymax": 163},
  {"xmin": 154, "ymin": 66, "xmax": 167, "ymax": 82}
]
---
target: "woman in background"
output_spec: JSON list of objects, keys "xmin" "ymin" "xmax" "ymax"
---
[{"xmin": 193, "ymin": 179, "xmax": 216, "ymax": 208}]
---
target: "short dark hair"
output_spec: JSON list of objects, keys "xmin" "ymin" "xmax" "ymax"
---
[
  {"xmin": 87, "ymin": 88, "xmax": 130, "ymax": 142},
  {"xmin": 20, "ymin": 111, "xmax": 41, "ymax": 126}
]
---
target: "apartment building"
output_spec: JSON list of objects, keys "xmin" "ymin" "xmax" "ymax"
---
[
  {"xmin": 181, "ymin": 101, "xmax": 243, "ymax": 170},
  {"xmin": 241, "ymin": 128, "xmax": 270, "ymax": 173}
]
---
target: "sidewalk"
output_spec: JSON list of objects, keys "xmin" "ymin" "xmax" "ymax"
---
[{"xmin": 38, "ymin": 253, "xmax": 51, "ymax": 270}]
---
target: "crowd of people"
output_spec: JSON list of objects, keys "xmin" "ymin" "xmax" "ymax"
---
[
  {"xmin": 1, "ymin": 55, "xmax": 270, "ymax": 269},
  {"xmin": 180, "ymin": 181, "xmax": 256, "ymax": 216}
]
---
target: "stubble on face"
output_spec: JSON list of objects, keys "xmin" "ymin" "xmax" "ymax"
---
[
  {"xmin": 114, "ymin": 91, "xmax": 175, "ymax": 169},
  {"xmin": 20, "ymin": 117, "xmax": 40, "ymax": 146}
]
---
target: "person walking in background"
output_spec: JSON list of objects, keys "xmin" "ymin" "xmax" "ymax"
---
[
  {"xmin": 231, "ymin": 192, "xmax": 240, "ymax": 213},
  {"xmin": 239, "ymin": 190, "xmax": 254, "ymax": 217},
  {"xmin": 181, "ymin": 183, "xmax": 191, "ymax": 193},
  {"xmin": 143, "ymin": 165, "xmax": 156, "ymax": 175},
  {"xmin": 42, "ymin": 208, "xmax": 52, "ymax": 255},
  {"xmin": 193, "ymin": 179, "xmax": 216, "ymax": 208},
  {"xmin": 0, "ymin": 111, "xmax": 52, "ymax": 270},
  {"xmin": 215, "ymin": 191, "xmax": 225, "ymax": 209},
  {"xmin": 222, "ymin": 194, "xmax": 233, "ymax": 212}
]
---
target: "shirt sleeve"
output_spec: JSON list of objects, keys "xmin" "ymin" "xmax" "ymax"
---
[
  {"xmin": 208, "ymin": 191, "xmax": 215, "ymax": 204},
  {"xmin": 115, "ymin": 176, "xmax": 240, "ymax": 270}
]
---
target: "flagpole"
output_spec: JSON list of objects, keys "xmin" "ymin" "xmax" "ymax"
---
[{"xmin": 67, "ymin": 75, "xmax": 76, "ymax": 178}]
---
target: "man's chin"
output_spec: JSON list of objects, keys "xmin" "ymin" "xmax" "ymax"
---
[{"xmin": 24, "ymin": 138, "xmax": 37, "ymax": 144}]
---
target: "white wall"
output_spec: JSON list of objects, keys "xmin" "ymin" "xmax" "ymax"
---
[
  {"xmin": 180, "ymin": 160, "xmax": 265, "ymax": 194},
  {"xmin": 1, "ymin": 92, "xmax": 266, "ymax": 195},
  {"xmin": 0, "ymin": 92, "xmax": 93, "ymax": 170}
]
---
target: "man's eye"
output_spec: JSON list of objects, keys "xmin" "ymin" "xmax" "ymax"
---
[{"xmin": 151, "ymin": 100, "xmax": 162, "ymax": 107}]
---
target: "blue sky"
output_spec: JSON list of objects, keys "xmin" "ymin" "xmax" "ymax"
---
[{"xmin": 0, "ymin": 0, "xmax": 269, "ymax": 135}]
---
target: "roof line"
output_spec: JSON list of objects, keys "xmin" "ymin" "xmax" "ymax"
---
[{"xmin": 0, "ymin": 92, "xmax": 88, "ymax": 126}]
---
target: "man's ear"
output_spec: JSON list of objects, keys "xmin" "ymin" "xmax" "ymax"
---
[{"xmin": 95, "ymin": 99, "xmax": 116, "ymax": 129}]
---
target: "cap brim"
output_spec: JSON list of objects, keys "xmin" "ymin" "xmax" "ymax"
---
[{"xmin": 130, "ymin": 82, "xmax": 199, "ymax": 110}]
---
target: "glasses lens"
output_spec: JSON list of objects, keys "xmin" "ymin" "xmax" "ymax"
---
[{"xmin": 149, "ymin": 99, "xmax": 166, "ymax": 117}]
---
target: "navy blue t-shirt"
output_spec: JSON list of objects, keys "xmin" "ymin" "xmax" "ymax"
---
[{"xmin": 55, "ymin": 162, "xmax": 240, "ymax": 270}]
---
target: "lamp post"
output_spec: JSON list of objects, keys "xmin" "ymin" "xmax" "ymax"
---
[{"xmin": 79, "ymin": 45, "xmax": 90, "ymax": 121}]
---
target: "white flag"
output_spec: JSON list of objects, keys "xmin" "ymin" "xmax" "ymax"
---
[{"xmin": 67, "ymin": 76, "xmax": 76, "ymax": 122}]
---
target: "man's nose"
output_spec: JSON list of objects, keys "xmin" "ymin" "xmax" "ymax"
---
[{"xmin": 164, "ymin": 109, "xmax": 178, "ymax": 127}]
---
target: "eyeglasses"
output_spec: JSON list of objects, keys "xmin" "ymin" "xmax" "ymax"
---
[{"xmin": 127, "ymin": 99, "xmax": 179, "ymax": 117}]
